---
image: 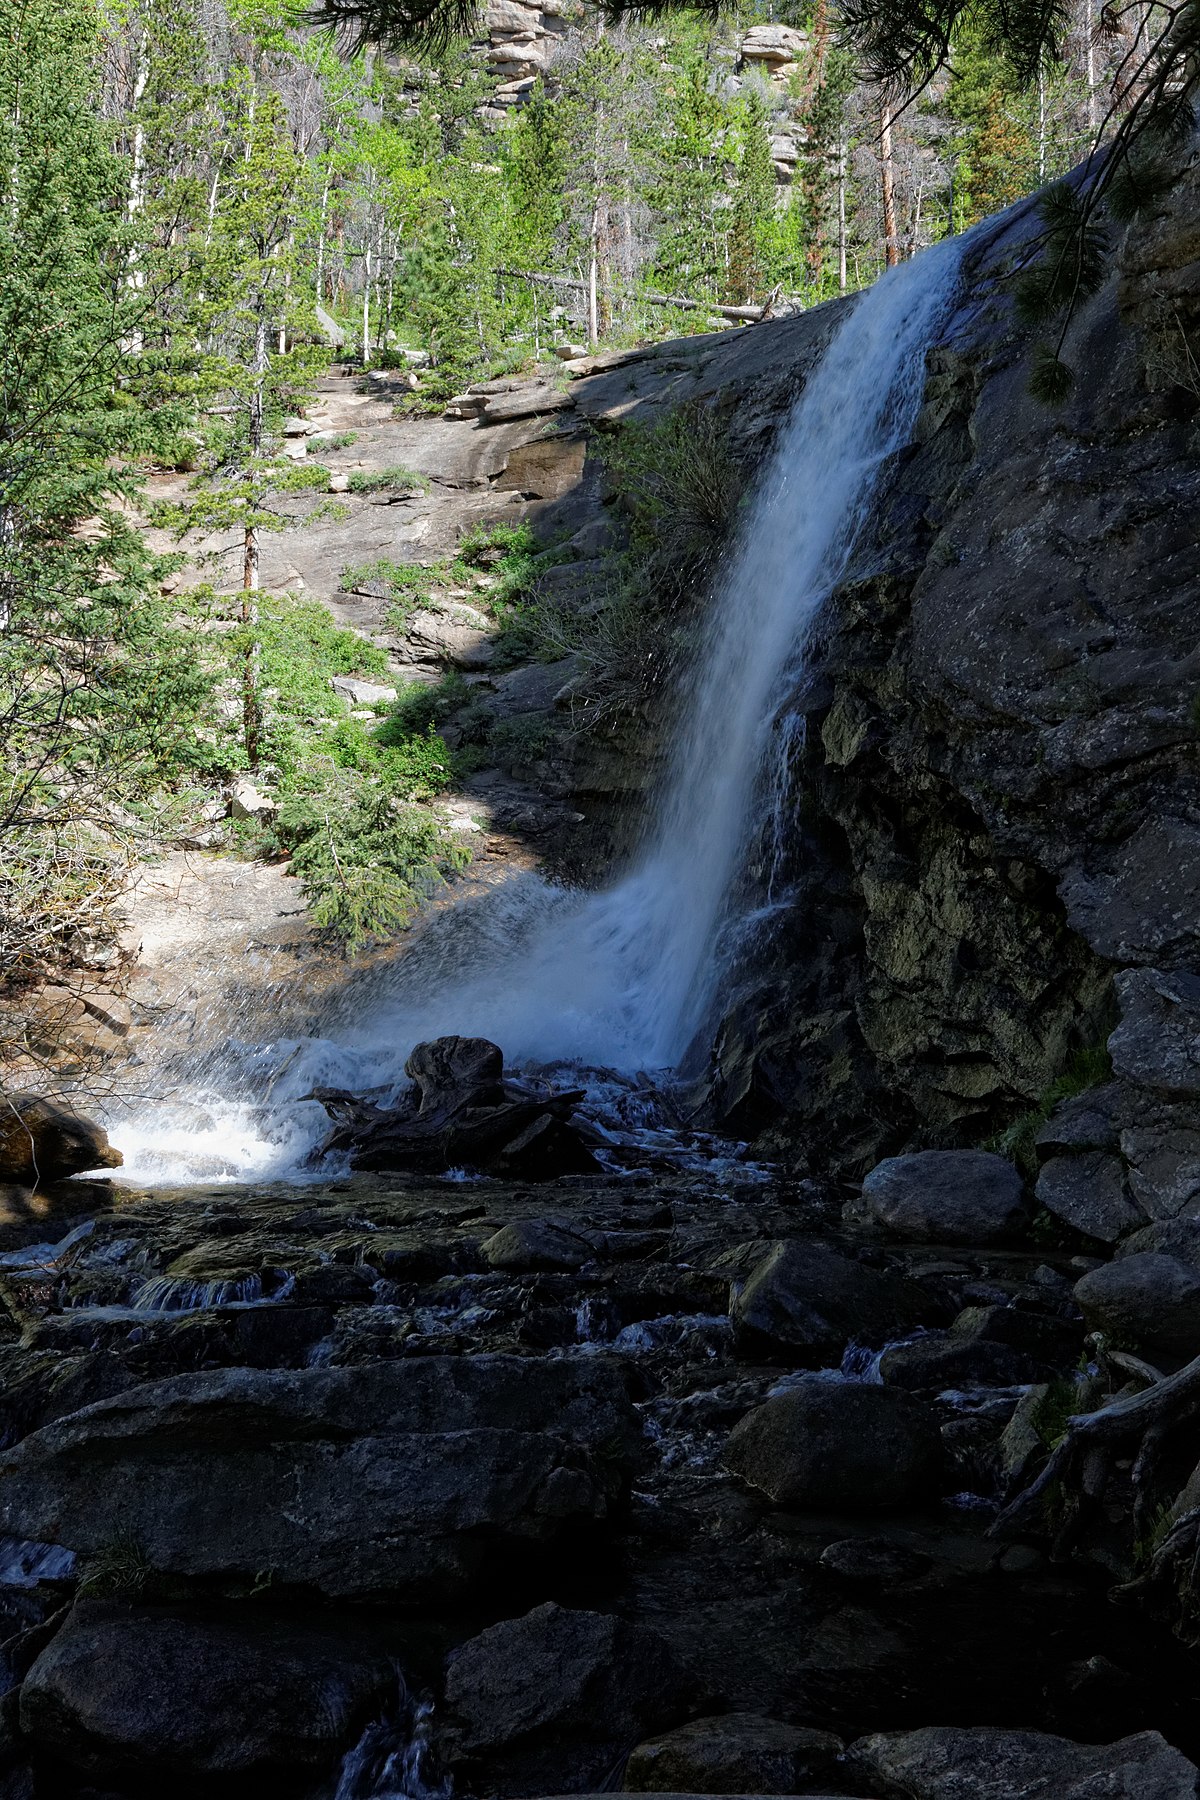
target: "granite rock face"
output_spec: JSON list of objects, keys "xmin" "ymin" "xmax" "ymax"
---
[{"xmin": 698, "ymin": 155, "xmax": 1200, "ymax": 1201}]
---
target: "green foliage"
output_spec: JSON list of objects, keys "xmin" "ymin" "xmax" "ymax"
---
[
  {"xmin": 990, "ymin": 1045, "xmax": 1113, "ymax": 1181},
  {"xmin": 601, "ymin": 398, "xmax": 742, "ymax": 598},
  {"xmin": 727, "ymin": 90, "xmax": 778, "ymax": 306},
  {"xmin": 490, "ymin": 713, "xmax": 554, "ymax": 766},
  {"xmin": 517, "ymin": 400, "xmax": 742, "ymax": 720},
  {"xmin": 309, "ymin": 431, "xmax": 359, "ymax": 451},
  {"xmin": 0, "ymin": 0, "xmax": 217, "ymax": 985},
  {"xmin": 378, "ymin": 673, "xmax": 469, "ymax": 739},
  {"xmin": 1027, "ymin": 342, "xmax": 1077, "ymax": 404},
  {"xmin": 1014, "ymin": 183, "xmax": 1109, "ymax": 324},
  {"xmin": 1031, "ymin": 1374, "xmax": 1088, "ymax": 1450},
  {"xmin": 345, "ymin": 464, "xmax": 429, "ymax": 493},
  {"xmin": 270, "ymin": 775, "xmax": 467, "ymax": 950},
  {"xmin": 79, "ymin": 1536, "xmax": 155, "ymax": 1599}
]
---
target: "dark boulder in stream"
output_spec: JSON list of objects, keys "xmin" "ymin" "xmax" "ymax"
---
[
  {"xmin": 846, "ymin": 1725, "xmax": 1200, "ymax": 1799},
  {"xmin": 723, "ymin": 1384, "xmax": 943, "ymax": 1511},
  {"xmin": 442, "ymin": 1602, "xmax": 686, "ymax": 1794},
  {"xmin": 729, "ymin": 1240, "xmax": 938, "ymax": 1364},
  {"xmin": 314, "ymin": 1035, "xmax": 601, "ymax": 1179}
]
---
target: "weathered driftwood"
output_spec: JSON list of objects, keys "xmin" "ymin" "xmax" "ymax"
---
[
  {"xmin": 496, "ymin": 267, "xmax": 774, "ymax": 324},
  {"xmin": 309, "ymin": 1035, "xmax": 600, "ymax": 1180},
  {"xmin": 993, "ymin": 1350, "xmax": 1200, "ymax": 1570}
]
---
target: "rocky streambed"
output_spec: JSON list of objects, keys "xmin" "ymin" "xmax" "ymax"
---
[{"xmin": 0, "ymin": 1123, "xmax": 1197, "ymax": 1797}]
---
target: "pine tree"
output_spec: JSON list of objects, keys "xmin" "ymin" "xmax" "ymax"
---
[
  {"xmin": 727, "ymin": 90, "xmax": 777, "ymax": 306},
  {"xmin": 0, "ymin": 0, "xmax": 212, "ymax": 978}
]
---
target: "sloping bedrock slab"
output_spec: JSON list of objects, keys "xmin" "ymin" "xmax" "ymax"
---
[
  {"xmin": 846, "ymin": 1725, "xmax": 1198, "ymax": 1799},
  {"xmin": 0, "ymin": 1357, "xmax": 638, "ymax": 1601},
  {"xmin": 21, "ymin": 1599, "xmax": 393, "ymax": 1784}
]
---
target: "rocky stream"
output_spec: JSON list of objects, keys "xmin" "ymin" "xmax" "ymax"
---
[{"xmin": 0, "ymin": 141, "xmax": 1198, "ymax": 1800}]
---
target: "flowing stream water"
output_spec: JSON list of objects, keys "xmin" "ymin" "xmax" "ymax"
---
[{"xmin": 111, "ymin": 236, "xmax": 968, "ymax": 1184}]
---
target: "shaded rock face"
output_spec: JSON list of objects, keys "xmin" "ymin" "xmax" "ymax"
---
[
  {"xmin": 20, "ymin": 1601, "xmax": 392, "ymax": 1783},
  {"xmin": 847, "ymin": 1724, "xmax": 1199, "ymax": 1799},
  {"xmin": 704, "ymin": 161, "xmax": 1200, "ymax": 1183},
  {"xmin": 623, "ymin": 1712, "xmax": 843, "ymax": 1794},
  {"xmin": 441, "ymin": 1602, "xmax": 685, "ymax": 1794},
  {"xmin": 0, "ymin": 1357, "xmax": 637, "ymax": 1601},
  {"xmin": 722, "ymin": 1385, "xmax": 943, "ymax": 1512}
]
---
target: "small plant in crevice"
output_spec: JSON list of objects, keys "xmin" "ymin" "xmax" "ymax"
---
[
  {"xmin": 78, "ymin": 1535, "xmax": 155, "ymax": 1599},
  {"xmin": 988, "ymin": 1044, "xmax": 1114, "ymax": 1182}
]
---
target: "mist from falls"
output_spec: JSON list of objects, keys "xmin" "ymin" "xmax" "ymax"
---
[{"xmin": 112, "ymin": 235, "xmax": 968, "ymax": 1184}]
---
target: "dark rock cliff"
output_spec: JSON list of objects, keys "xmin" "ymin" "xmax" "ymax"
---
[
  {"xmin": 550, "ymin": 153, "xmax": 1200, "ymax": 1203},
  {"xmin": 687, "ymin": 157, "xmax": 1200, "ymax": 1201}
]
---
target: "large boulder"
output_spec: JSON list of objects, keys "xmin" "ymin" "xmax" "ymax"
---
[
  {"xmin": 20, "ymin": 1600, "xmax": 391, "ymax": 1783},
  {"xmin": 722, "ymin": 1384, "xmax": 942, "ymax": 1512},
  {"xmin": 730, "ymin": 1241, "xmax": 934, "ymax": 1365},
  {"xmin": 0, "ymin": 1099, "xmax": 121, "ymax": 1185},
  {"xmin": 623, "ymin": 1713, "xmax": 842, "ymax": 1794},
  {"xmin": 1035, "ymin": 1151, "xmax": 1143, "ymax": 1243},
  {"xmin": 442, "ymin": 1603, "xmax": 685, "ymax": 1792},
  {"xmin": 482, "ymin": 1217, "xmax": 593, "ymax": 1272},
  {"xmin": 848, "ymin": 1150, "xmax": 1027, "ymax": 1246},
  {"xmin": 1073, "ymin": 1253, "xmax": 1200, "ymax": 1360},
  {"xmin": 878, "ymin": 1333, "xmax": 1040, "ymax": 1391},
  {"xmin": 846, "ymin": 1725, "xmax": 1198, "ymax": 1799},
  {"xmin": 0, "ymin": 1358, "xmax": 637, "ymax": 1600}
]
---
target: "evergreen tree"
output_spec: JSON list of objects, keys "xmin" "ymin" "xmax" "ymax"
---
[
  {"xmin": 0, "ymin": 0, "xmax": 212, "ymax": 978},
  {"xmin": 727, "ymin": 90, "xmax": 776, "ymax": 305}
]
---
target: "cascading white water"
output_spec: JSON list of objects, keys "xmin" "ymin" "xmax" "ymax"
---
[{"xmin": 110, "ymin": 236, "xmax": 967, "ymax": 1184}]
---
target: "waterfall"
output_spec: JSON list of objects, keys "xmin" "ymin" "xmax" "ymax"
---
[{"xmin": 109, "ymin": 236, "xmax": 967, "ymax": 1184}]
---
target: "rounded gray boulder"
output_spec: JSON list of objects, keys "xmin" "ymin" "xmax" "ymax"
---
[
  {"xmin": 1074, "ymin": 1252, "xmax": 1200, "ymax": 1360},
  {"xmin": 848, "ymin": 1150, "xmax": 1027, "ymax": 1245}
]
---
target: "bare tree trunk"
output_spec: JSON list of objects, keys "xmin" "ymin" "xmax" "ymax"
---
[
  {"xmin": 880, "ymin": 106, "xmax": 899, "ymax": 268},
  {"xmin": 316, "ymin": 167, "xmax": 332, "ymax": 302},
  {"xmin": 242, "ymin": 305, "xmax": 267, "ymax": 771},
  {"xmin": 1081, "ymin": 0, "xmax": 1096, "ymax": 139},
  {"xmin": 587, "ymin": 207, "xmax": 600, "ymax": 348},
  {"xmin": 837, "ymin": 141, "xmax": 847, "ymax": 291},
  {"xmin": 361, "ymin": 240, "xmax": 372, "ymax": 363}
]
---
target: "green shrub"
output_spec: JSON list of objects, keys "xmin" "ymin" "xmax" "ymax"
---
[
  {"xmin": 490, "ymin": 713, "xmax": 554, "ymax": 766},
  {"xmin": 345, "ymin": 464, "xmax": 429, "ymax": 494},
  {"xmin": 514, "ymin": 400, "xmax": 744, "ymax": 721},
  {"xmin": 270, "ymin": 773, "xmax": 467, "ymax": 951},
  {"xmin": 377, "ymin": 673, "xmax": 469, "ymax": 740},
  {"xmin": 308, "ymin": 431, "xmax": 358, "ymax": 451}
]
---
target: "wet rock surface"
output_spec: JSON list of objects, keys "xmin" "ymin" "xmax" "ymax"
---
[{"xmin": 0, "ymin": 1164, "xmax": 1191, "ymax": 1797}]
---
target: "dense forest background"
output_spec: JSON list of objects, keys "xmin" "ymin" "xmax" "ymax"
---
[{"xmin": 94, "ymin": 0, "xmax": 1117, "ymax": 376}]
